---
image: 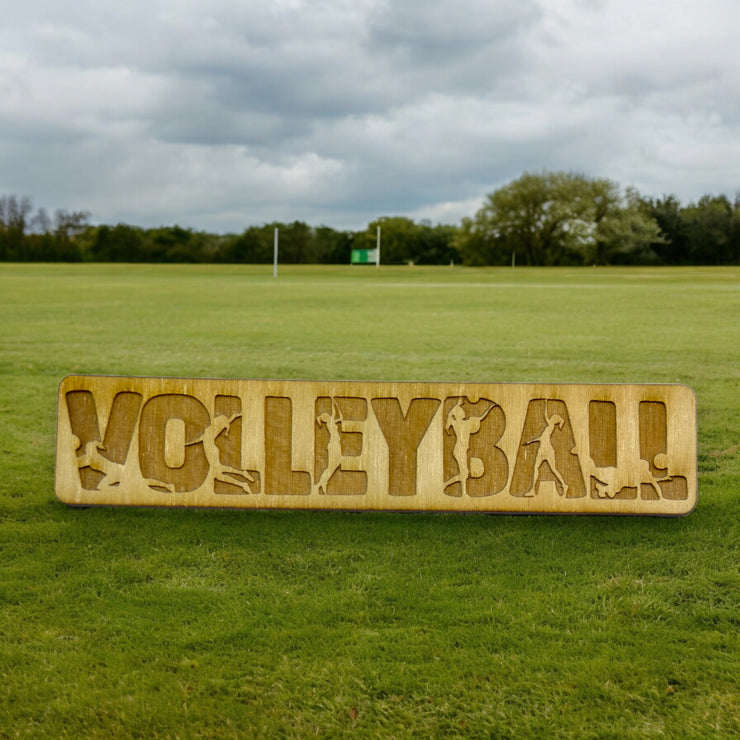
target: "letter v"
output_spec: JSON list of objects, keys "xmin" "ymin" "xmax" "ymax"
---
[{"xmin": 66, "ymin": 390, "xmax": 142, "ymax": 464}]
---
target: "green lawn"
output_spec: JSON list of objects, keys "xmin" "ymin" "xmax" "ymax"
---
[{"xmin": 1, "ymin": 263, "xmax": 738, "ymax": 738}]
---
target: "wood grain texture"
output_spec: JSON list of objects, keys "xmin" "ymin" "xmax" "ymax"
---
[{"xmin": 56, "ymin": 376, "xmax": 697, "ymax": 515}]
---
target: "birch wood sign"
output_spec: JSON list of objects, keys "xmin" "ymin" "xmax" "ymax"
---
[{"xmin": 55, "ymin": 376, "xmax": 697, "ymax": 515}]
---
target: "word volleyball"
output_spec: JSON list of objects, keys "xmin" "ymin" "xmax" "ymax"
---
[{"xmin": 55, "ymin": 376, "xmax": 697, "ymax": 515}]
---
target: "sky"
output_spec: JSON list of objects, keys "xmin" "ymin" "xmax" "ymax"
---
[{"xmin": 2, "ymin": 0, "xmax": 739, "ymax": 232}]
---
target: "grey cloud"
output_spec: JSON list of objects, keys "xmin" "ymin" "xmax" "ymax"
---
[
  {"xmin": 1, "ymin": 0, "xmax": 740, "ymax": 232},
  {"xmin": 367, "ymin": 0, "xmax": 541, "ymax": 57}
]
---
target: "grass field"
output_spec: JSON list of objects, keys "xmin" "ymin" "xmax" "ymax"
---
[{"xmin": 0, "ymin": 263, "xmax": 738, "ymax": 738}]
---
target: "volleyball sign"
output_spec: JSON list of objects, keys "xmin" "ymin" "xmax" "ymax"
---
[{"xmin": 55, "ymin": 376, "xmax": 697, "ymax": 515}]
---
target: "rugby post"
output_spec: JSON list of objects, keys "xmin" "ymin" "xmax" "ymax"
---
[{"xmin": 273, "ymin": 227, "xmax": 278, "ymax": 278}]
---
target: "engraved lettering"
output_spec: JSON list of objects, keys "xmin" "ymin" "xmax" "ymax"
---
[
  {"xmin": 264, "ymin": 396, "xmax": 311, "ymax": 495},
  {"xmin": 66, "ymin": 390, "xmax": 142, "ymax": 490},
  {"xmin": 443, "ymin": 397, "xmax": 507, "ymax": 497},
  {"xmin": 213, "ymin": 395, "xmax": 259, "ymax": 494},
  {"xmin": 139, "ymin": 394, "xmax": 210, "ymax": 492},
  {"xmin": 510, "ymin": 399, "xmax": 586, "ymax": 499},
  {"xmin": 638, "ymin": 401, "xmax": 687, "ymax": 500},
  {"xmin": 55, "ymin": 377, "xmax": 696, "ymax": 515},
  {"xmin": 314, "ymin": 396, "xmax": 367, "ymax": 495},
  {"xmin": 371, "ymin": 397, "xmax": 440, "ymax": 496}
]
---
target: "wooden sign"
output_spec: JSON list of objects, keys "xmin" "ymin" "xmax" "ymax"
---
[{"xmin": 55, "ymin": 376, "xmax": 697, "ymax": 515}]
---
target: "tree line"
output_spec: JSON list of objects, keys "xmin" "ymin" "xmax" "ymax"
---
[
  {"xmin": 1, "ymin": 173, "xmax": 739, "ymax": 266},
  {"xmin": 454, "ymin": 172, "xmax": 740, "ymax": 266},
  {"xmin": 0, "ymin": 195, "xmax": 455, "ymax": 266}
]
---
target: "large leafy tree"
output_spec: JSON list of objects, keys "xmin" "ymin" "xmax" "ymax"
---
[
  {"xmin": 589, "ymin": 187, "xmax": 665, "ymax": 265},
  {"xmin": 680, "ymin": 195, "xmax": 736, "ymax": 265},
  {"xmin": 455, "ymin": 172, "xmax": 663, "ymax": 266},
  {"xmin": 640, "ymin": 193, "xmax": 740, "ymax": 265},
  {"xmin": 455, "ymin": 172, "xmax": 592, "ymax": 266}
]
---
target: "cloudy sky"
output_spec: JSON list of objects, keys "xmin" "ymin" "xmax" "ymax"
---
[{"xmin": 2, "ymin": 0, "xmax": 739, "ymax": 232}]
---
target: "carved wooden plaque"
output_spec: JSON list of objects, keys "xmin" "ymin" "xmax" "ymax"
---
[{"xmin": 55, "ymin": 376, "xmax": 697, "ymax": 515}]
